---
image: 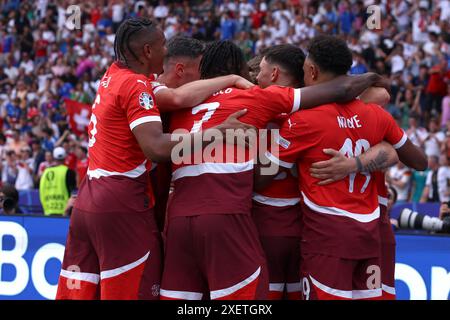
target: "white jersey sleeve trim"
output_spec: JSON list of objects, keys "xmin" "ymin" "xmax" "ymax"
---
[
  {"xmin": 87, "ymin": 160, "xmax": 147, "ymax": 179},
  {"xmin": 301, "ymin": 192, "xmax": 380, "ymax": 223},
  {"xmin": 265, "ymin": 151, "xmax": 294, "ymax": 169},
  {"xmin": 172, "ymin": 161, "xmax": 254, "ymax": 181},
  {"xmin": 130, "ymin": 116, "xmax": 161, "ymax": 131},
  {"xmin": 153, "ymin": 85, "xmax": 168, "ymax": 94},
  {"xmin": 252, "ymin": 193, "xmax": 300, "ymax": 207},
  {"xmin": 393, "ymin": 132, "xmax": 407, "ymax": 149},
  {"xmin": 291, "ymin": 88, "xmax": 301, "ymax": 113}
]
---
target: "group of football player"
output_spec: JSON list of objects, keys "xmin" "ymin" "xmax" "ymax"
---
[{"xmin": 54, "ymin": 17, "xmax": 427, "ymax": 300}]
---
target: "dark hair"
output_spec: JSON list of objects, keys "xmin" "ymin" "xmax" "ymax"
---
[
  {"xmin": 1, "ymin": 184, "xmax": 19, "ymax": 204},
  {"xmin": 0, "ymin": 133, "xmax": 5, "ymax": 142},
  {"xmin": 114, "ymin": 18, "xmax": 158, "ymax": 67},
  {"xmin": 307, "ymin": 35, "xmax": 352, "ymax": 75},
  {"xmin": 43, "ymin": 128, "xmax": 54, "ymax": 136},
  {"xmin": 200, "ymin": 40, "xmax": 246, "ymax": 79},
  {"xmin": 165, "ymin": 36, "xmax": 205, "ymax": 61},
  {"xmin": 263, "ymin": 44, "xmax": 306, "ymax": 87}
]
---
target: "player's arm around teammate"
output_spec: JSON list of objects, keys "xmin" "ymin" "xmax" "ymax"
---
[
  {"xmin": 153, "ymin": 74, "xmax": 254, "ymax": 111},
  {"xmin": 295, "ymin": 72, "xmax": 390, "ymax": 110}
]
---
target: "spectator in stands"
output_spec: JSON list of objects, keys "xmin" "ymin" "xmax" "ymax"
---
[
  {"xmin": 406, "ymin": 113, "xmax": 428, "ymax": 147},
  {"xmin": 426, "ymin": 59, "xmax": 450, "ymax": 117},
  {"xmin": 1, "ymin": 150, "xmax": 18, "ymax": 187},
  {"xmin": 37, "ymin": 150, "xmax": 54, "ymax": 179},
  {"xmin": 421, "ymin": 156, "xmax": 441, "ymax": 202},
  {"xmin": 437, "ymin": 154, "xmax": 450, "ymax": 203},
  {"xmin": 423, "ymin": 118, "xmax": 445, "ymax": 158},
  {"xmin": 7, "ymin": 129, "xmax": 28, "ymax": 155},
  {"xmin": 350, "ymin": 51, "xmax": 368, "ymax": 75},
  {"xmin": 441, "ymin": 83, "xmax": 450, "ymax": 128},
  {"xmin": 39, "ymin": 147, "xmax": 76, "ymax": 216},
  {"xmin": 0, "ymin": 133, "xmax": 6, "ymax": 160},
  {"xmin": 41, "ymin": 128, "xmax": 57, "ymax": 152},
  {"xmin": 0, "ymin": 184, "xmax": 20, "ymax": 215},
  {"xmin": 30, "ymin": 138, "xmax": 45, "ymax": 176},
  {"xmin": 387, "ymin": 162, "xmax": 412, "ymax": 204},
  {"xmin": 410, "ymin": 165, "xmax": 430, "ymax": 203},
  {"xmin": 395, "ymin": 89, "xmax": 420, "ymax": 130},
  {"xmin": 15, "ymin": 146, "xmax": 34, "ymax": 191}
]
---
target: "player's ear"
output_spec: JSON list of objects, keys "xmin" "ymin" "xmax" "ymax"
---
[
  {"xmin": 143, "ymin": 43, "xmax": 152, "ymax": 61},
  {"xmin": 271, "ymin": 66, "xmax": 278, "ymax": 82},
  {"xmin": 175, "ymin": 62, "xmax": 184, "ymax": 78},
  {"xmin": 311, "ymin": 63, "xmax": 319, "ymax": 81}
]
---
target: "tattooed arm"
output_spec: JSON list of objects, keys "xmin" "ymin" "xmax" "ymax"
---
[{"xmin": 310, "ymin": 141, "xmax": 398, "ymax": 185}]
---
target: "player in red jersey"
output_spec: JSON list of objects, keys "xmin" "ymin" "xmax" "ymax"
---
[
  {"xmin": 251, "ymin": 45, "xmax": 305, "ymax": 300},
  {"xmin": 307, "ymin": 90, "xmax": 427, "ymax": 300},
  {"xmin": 253, "ymin": 44, "xmax": 396, "ymax": 300},
  {"xmin": 160, "ymin": 40, "xmax": 394, "ymax": 301},
  {"xmin": 375, "ymin": 172, "xmax": 397, "ymax": 299},
  {"xmin": 257, "ymin": 35, "xmax": 427, "ymax": 300},
  {"xmin": 149, "ymin": 36, "xmax": 206, "ymax": 232},
  {"xmin": 56, "ymin": 19, "xmax": 254, "ymax": 300}
]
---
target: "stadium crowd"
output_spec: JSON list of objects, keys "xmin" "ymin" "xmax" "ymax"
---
[{"xmin": 0, "ymin": 0, "xmax": 449, "ymax": 210}]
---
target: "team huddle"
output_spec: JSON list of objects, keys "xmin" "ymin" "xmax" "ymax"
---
[{"xmin": 54, "ymin": 18, "xmax": 427, "ymax": 300}]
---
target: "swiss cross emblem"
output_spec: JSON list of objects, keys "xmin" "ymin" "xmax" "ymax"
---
[
  {"xmin": 74, "ymin": 109, "xmax": 90, "ymax": 131},
  {"xmin": 139, "ymin": 92, "xmax": 154, "ymax": 110}
]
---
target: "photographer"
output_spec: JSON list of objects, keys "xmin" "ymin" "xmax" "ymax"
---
[
  {"xmin": 398, "ymin": 199, "xmax": 450, "ymax": 234},
  {"xmin": 439, "ymin": 202, "xmax": 450, "ymax": 223},
  {"xmin": 0, "ymin": 184, "xmax": 21, "ymax": 215}
]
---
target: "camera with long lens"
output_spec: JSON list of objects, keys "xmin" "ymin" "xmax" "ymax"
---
[
  {"xmin": 399, "ymin": 208, "xmax": 450, "ymax": 233},
  {"xmin": 1, "ymin": 197, "xmax": 16, "ymax": 213}
]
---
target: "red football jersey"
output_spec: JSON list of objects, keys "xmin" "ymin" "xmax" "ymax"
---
[
  {"xmin": 268, "ymin": 100, "xmax": 406, "ymax": 259},
  {"xmin": 374, "ymin": 171, "xmax": 388, "ymax": 208},
  {"xmin": 252, "ymin": 120, "xmax": 302, "ymax": 238},
  {"xmin": 168, "ymin": 85, "xmax": 302, "ymax": 218},
  {"xmin": 75, "ymin": 62, "xmax": 161, "ymax": 213}
]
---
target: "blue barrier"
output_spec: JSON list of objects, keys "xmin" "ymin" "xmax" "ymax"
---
[
  {"xmin": 14, "ymin": 188, "xmax": 444, "ymax": 220},
  {"xmin": 391, "ymin": 202, "xmax": 441, "ymax": 220},
  {"xmin": 0, "ymin": 214, "xmax": 449, "ymax": 300},
  {"xmin": 17, "ymin": 190, "xmax": 43, "ymax": 215}
]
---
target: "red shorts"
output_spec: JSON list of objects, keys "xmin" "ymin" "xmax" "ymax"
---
[
  {"xmin": 56, "ymin": 208, "xmax": 162, "ymax": 300},
  {"xmin": 380, "ymin": 206, "xmax": 396, "ymax": 300},
  {"xmin": 259, "ymin": 236, "xmax": 301, "ymax": 300},
  {"xmin": 160, "ymin": 214, "xmax": 268, "ymax": 300},
  {"xmin": 300, "ymin": 253, "xmax": 382, "ymax": 300}
]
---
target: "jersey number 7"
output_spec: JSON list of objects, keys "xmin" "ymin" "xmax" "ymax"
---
[{"xmin": 190, "ymin": 102, "xmax": 220, "ymax": 133}]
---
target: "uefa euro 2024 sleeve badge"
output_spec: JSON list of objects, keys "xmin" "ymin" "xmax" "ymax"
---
[{"xmin": 139, "ymin": 92, "xmax": 154, "ymax": 110}]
